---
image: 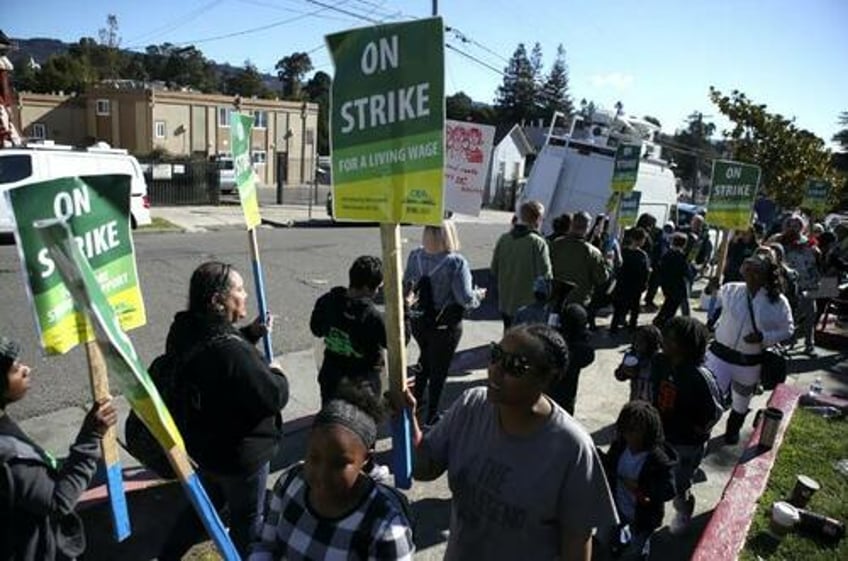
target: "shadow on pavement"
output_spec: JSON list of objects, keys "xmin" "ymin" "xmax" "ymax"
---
[
  {"xmin": 648, "ymin": 510, "xmax": 713, "ymax": 560},
  {"xmin": 466, "ymin": 268, "xmax": 501, "ymax": 322},
  {"xmin": 411, "ymin": 497, "xmax": 452, "ymax": 551}
]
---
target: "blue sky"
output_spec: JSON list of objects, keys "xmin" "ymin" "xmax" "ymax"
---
[{"xmin": 5, "ymin": 0, "xmax": 847, "ymax": 146}]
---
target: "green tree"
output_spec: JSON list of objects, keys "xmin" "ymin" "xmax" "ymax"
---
[
  {"xmin": 304, "ymin": 70, "xmax": 331, "ymax": 155},
  {"xmin": 275, "ymin": 52, "xmax": 313, "ymax": 99},
  {"xmin": 709, "ymin": 87, "xmax": 840, "ymax": 208},
  {"xmin": 833, "ymin": 111, "xmax": 848, "ymax": 153},
  {"xmin": 11, "ymin": 59, "xmax": 39, "ymax": 92},
  {"xmin": 495, "ymin": 43, "xmax": 536, "ymax": 125},
  {"xmin": 537, "ymin": 44, "xmax": 573, "ymax": 121},
  {"xmin": 97, "ymin": 14, "xmax": 122, "ymax": 79},
  {"xmin": 665, "ymin": 112, "xmax": 719, "ymax": 198},
  {"xmin": 446, "ymin": 91, "xmax": 473, "ymax": 121},
  {"xmin": 224, "ymin": 60, "xmax": 272, "ymax": 98}
]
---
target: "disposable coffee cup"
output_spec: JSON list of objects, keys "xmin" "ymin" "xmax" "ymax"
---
[
  {"xmin": 769, "ymin": 501, "xmax": 799, "ymax": 537},
  {"xmin": 789, "ymin": 475, "xmax": 821, "ymax": 508},
  {"xmin": 758, "ymin": 407, "xmax": 784, "ymax": 449}
]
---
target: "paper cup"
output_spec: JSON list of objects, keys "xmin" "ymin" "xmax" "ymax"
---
[
  {"xmin": 789, "ymin": 475, "xmax": 820, "ymax": 508},
  {"xmin": 770, "ymin": 501, "xmax": 799, "ymax": 537}
]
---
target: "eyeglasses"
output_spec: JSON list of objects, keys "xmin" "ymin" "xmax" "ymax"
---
[{"xmin": 489, "ymin": 342, "xmax": 532, "ymax": 377}]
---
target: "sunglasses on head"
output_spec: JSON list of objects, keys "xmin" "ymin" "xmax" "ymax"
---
[{"xmin": 489, "ymin": 342, "xmax": 532, "ymax": 377}]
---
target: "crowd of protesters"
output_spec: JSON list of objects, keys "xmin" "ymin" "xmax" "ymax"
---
[{"xmin": 2, "ymin": 197, "xmax": 847, "ymax": 561}]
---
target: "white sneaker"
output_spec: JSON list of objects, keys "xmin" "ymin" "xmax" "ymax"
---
[
  {"xmin": 367, "ymin": 463, "xmax": 393, "ymax": 485},
  {"xmin": 669, "ymin": 510, "xmax": 691, "ymax": 535}
]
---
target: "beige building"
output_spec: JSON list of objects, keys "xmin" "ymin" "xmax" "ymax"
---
[{"xmin": 13, "ymin": 86, "xmax": 319, "ymax": 187}]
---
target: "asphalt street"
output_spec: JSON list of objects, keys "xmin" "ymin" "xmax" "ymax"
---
[{"xmin": 0, "ymin": 222, "xmax": 506, "ymax": 419}]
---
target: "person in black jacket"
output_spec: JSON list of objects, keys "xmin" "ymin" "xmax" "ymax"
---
[
  {"xmin": 601, "ymin": 400, "xmax": 677, "ymax": 560},
  {"xmin": 0, "ymin": 336, "xmax": 117, "ymax": 561},
  {"xmin": 159, "ymin": 261, "xmax": 290, "ymax": 560},
  {"xmin": 652, "ymin": 233, "xmax": 692, "ymax": 328},
  {"xmin": 310, "ymin": 256, "xmax": 387, "ymax": 404},
  {"xmin": 548, "ymin": 303, "xmax": 595, "ymax": 415},
  {"xmin": 650, "ymin": 317, "xmax": 714, "ymax": 536},
  {"xmin": 611, "ymin": 227, "xmax": 651, "ymax": 334}
]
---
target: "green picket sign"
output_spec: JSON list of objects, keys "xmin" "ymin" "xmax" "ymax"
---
[
  {"xmin": 230, "ymin": 112, "xmax": 262, "ymax": 229},
  {"xmin": 707, "ymin": 160, "xmax": 761, "ymax": 230},
  {"xmin": 6, "ymin": 175, "xmax": 146, "ymax": 354},
  {"xmin": 619, "ymin": 191, "xmax": 642, "ymax": 227},
  {"xmin": 611, "ymin": 143, "xmax": 641, "ymax": 193},
  {"xmin": 326, "ymin": 17, "xmax": 445, "ymax": 224},
  {"xmin": 801, "ymin": 179, "xmax": 831, "ymax": 216}
]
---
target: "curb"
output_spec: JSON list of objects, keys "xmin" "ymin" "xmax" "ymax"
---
[{"xmin": 692, "ymin": 383, "xmax": 804, "ymax": 561}]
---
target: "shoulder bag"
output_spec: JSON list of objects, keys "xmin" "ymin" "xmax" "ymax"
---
[{"xmin": 746, "ymin": 295, "xmax": 788, "ymax": 391}]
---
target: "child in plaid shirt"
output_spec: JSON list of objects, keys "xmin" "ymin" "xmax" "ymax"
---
[{"xmin": 249, "ymin": 381, "xmax": 413, "ymax": 561}]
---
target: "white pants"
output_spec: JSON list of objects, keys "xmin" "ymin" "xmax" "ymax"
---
[{"xmin": 705, "ymin": 351, "xmax": 760, "ymax": 414}]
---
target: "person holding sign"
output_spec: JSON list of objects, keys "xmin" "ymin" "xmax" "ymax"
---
[
  {"xmin": 403, "ymin": 221, "xmax": 485, "ymax": 424},
  {"xmin": 403, "ymin": 324, "xmax": 618, "ymax": 561},
  {"xmin": 159, "ymin": 262, "xmax": 290, "ymax": 560},
  {"xmin": 0, "ymin": 336, "xmax": 118, "ymax": 561}
]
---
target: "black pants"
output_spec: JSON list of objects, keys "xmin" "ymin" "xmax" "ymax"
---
[
  {"xmin": 612, "ymin": 292, "xmax": 641, "ymax": 330},
  {"xmin": 412, "ymin": 319, "xmax": 463, "ymax": 423},
  {"xmin": 319, "ymin": 369, "xmax": 382, "ymax": 405},
  {"xmin": 501, "ymin": 313, "xmax": 513, "ymax": 331},
  {"xmin": 645, "ymin": 268, "xmax": 660, "ymax": 305},
  {"xmin": 549, "ymin": 366, "xmax": 581, "ymax": 415},
  {"xmin": 653, "ymin": 294, "xmax": 686, "ymax": 328},
  {"xmin": 159, "ymin": 462, "xmax": 270, "ymax": 560}
]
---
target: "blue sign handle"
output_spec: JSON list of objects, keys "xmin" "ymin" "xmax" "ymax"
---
[
  {"xmin": 392, "ymin": 408, "xmax": 413, "ymax": 489},
  {"xmin": 105, "ymin": 461, "xmax": 131, "ymax": 541},
  {"xmin": 248, "ymin": 229, "xmax": 273, "ymax": 363}
]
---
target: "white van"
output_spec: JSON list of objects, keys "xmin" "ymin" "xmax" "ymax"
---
[
  {"xmin": 520, "ymin": 112, "xmax": 678, "ymax": 233},
  {"xmin": 0, "ymin": 142, "xmax": 152, "ymax": 233}
]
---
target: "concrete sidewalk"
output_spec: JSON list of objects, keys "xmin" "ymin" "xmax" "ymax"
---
[
  {"xmin": 16, "ymin": 292, "xmax": 848, "ymax": 560},
  {"xmin": 147, "ymin": 192, "xmax": 514, "ymax": 233}
]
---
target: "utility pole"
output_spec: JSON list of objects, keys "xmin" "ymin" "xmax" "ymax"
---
[
  {"xmin": 695, "ymin": 111, "xmax": 702, "ymax": 203},
  {"xmin": 432, "ymin": 0, "xmax": 438, "ymax": 16}
]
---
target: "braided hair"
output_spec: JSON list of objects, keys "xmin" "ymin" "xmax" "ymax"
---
[
  {"xmin": 616, "ymin": 400, "xmax": 665, "ymax": 450},
  {"xmin": 509, "ymin": 323, "xmax": 570, "ymax": 383}
]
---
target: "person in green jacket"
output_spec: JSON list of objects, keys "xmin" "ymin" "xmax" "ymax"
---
[
  {"xmin": 490, "ymin": 201, "xmax": 552, "ymax": 329},
  {"xmin": 550, "ymin": 211, "xmax": 611, "ymax": 308}
]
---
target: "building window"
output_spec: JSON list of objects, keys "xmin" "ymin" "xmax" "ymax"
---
[
  {"xmin": 31, "ymin": 123, "xmax": 47, "ymax": 140},
  {"xmin": 154, "ymin": 121, "xmax": 166, "ymax": 139},
  {"xmin": 218, "ymin": 107, "xmax": 232, "ymax": 127},
  {"xmin": 253, "ymin": 110, "xmax": 267, "ymax": 129},
  {"xmin": 95, "ymin": 99, "xmax": 111, "ymax": 116},
  {"xmin": 251, "ymin": 150, "xmax": 267, "ymax": 165}
]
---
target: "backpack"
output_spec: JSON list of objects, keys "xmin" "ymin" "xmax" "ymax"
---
[
  {"xmin": 697, "ymin": 365, "xmax": 728, "ymax": 432},
  {"xmin": 410, "ymin": 253, "xmax": 464, "ymax": 328},
  {"xmin": 123, "ymin": 333, "xmax": 237, "ymax": 478}
]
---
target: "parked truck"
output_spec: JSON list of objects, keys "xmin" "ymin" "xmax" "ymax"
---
[{"xmin": 519, "ymin": 111, "xmax": 678, "ymax": 233}]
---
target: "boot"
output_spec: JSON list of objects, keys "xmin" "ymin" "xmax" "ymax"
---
[{"xmin": 724, "ymin": 410, "xmax": 747, "ymax": 445}]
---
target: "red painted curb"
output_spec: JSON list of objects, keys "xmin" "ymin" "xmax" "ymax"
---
[{"xmin": 691, "ymin": 383, "xmax": 804, "ymax": 561}]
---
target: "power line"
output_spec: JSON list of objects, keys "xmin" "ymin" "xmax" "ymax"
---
[
  {"xmin": 302, "ymin": 0, "xmax": 382, "ymax": 23},
  {"xmin": 235, "ymin": 0, "xmax": 358, "ymax": 22},
  {"xmin": 445, "ymin": 26, "xmax": 510, "ymax": 64},
  {"xmin": 445, "ymin": 43, "xmax": 503, "ymax": 75},
  {"xmin": 124, "ymin": 0, "xmax": 224, "ymax": 48}
]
